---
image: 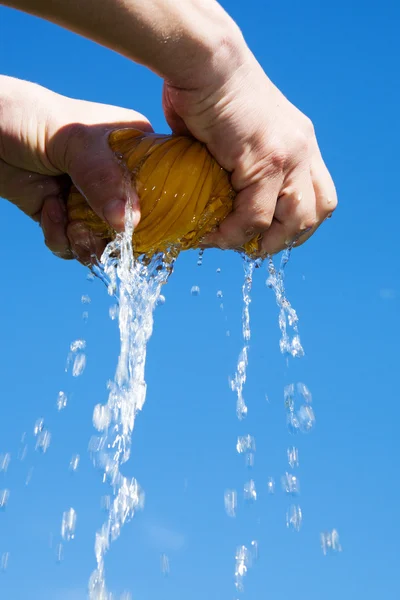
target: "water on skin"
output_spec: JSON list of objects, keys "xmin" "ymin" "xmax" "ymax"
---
[{"xmin": 88, "ymin": 205, "xmax": 175, "ymax": 600}]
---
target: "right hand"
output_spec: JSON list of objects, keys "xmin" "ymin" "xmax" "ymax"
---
[{"xmin": 163, "ymin": 42, "xmax": 337, "ymax": 256}]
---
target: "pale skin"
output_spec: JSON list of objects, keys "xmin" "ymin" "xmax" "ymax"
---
[{"xmin": 0, "ymin": 0, "xmax": 337, "ymax": 262}]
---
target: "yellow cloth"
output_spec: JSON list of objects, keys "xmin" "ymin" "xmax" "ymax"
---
[{"xmin": 67, "ymin": 128, "xmax": 260, "ymax": 256}]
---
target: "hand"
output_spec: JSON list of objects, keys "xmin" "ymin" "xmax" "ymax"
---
[
  {"xmin": 163, "ymin": 45, "xmax": 337, "ymax": 255},
  {"xmin": 0, "ymin": 76, "xmax": 152, "ymax": 263}
]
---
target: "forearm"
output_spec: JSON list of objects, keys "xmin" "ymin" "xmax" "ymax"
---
[{"xmin": 2, "ymin": 0, "xmax": 246, "ymax": 87}]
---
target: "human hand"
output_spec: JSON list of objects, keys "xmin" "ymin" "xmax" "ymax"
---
[
  {"xmin": 163, "ymin": 44, "xmax": 337, "ymax": 255},
  {"xmin": 0, "ymin": 76, "xmax": 152, "ymax": 263}
]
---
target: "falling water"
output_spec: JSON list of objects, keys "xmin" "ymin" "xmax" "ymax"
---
[
  {"xmin": 87, "ymin": 205, "xmax": 175, "ymax": 599},
  {"xmin": 230, "ymin": 256, "xmax": 261, "ymax": 420}
]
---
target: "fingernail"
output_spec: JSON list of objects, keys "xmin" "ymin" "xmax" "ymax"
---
[{"xmin": 103, "ymin": 199, "xmax": 126, "ymax": 231}]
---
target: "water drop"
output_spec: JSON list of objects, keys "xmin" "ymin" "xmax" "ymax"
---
[
  {"xmin": 93, "ymin": 404, "xmax": 112, "ymax": 431},
  {"xmin": 1, "ymin": 552, "xmax": 9, "ymax": 572},
  {"xmin": 224, "ymin": 490, "xmax": 237, "ymax": 518},
  {"xmin": 245, "ymin": 452, "xmax": 255, "ymax": 468},
  {"xmin": 0, "ymin": 453, "xmax": 11, "ymax": 473},
  {"xmin": 286, "ymin": 504, "xmax": 302, "ymax": 531},
  {"xmin": 236, "ymin": 434, "xmax": 256, "ymax": 454},
  {"xmin": 234, "ymin": 545, "xmax": 251, "ymax": 592},
  {"xmin": 69, "ymin": 454, "xmax": 80, "ymax": 472},
  {"xmin": 190, "ymin": 285, "xmax": 200, "ymax": 296},
  {"xmin": 321, "ymin": 529, "xmax": 342, "ymax": 555},
  {"xmin": 25, "ymin": 467, "xmax": 34, "ymax": 486},
  {"xmin": 70, "ymin": 339, "xmax": 86, "ymax": 353},
  {"xmin": 86, "ymin": 272, "xmax": 95, "ymax": 282},
  {"xmin": 81, "ymin": 294, "xmax": 91, "ymax": 304},
  {"xmin": 109, "ymin": 304, "xmax": 119, "ymax": 320},
  {"xmin": 250, "ymin": 540, "xmax": 259, "ymax": 562},
  {"xmin": 217, "ymin": 290, "xmax": 223, "ymax": 298},
  {"xmin": 160, "ymin": 553, "xmax": 170, "ymax": 576},
  {"xmin": 157, "ymin": 294, "xmax": 166, "ymax": 306},
  {"xmin": 33, "ymin": 418, "xmax": 44, "ymax": 436},
  {"xmin": 287, "ymin": 446, "xmax": 299, "ymax": 468},
  {"xmin": 267, "ymin": 477, "xmax": 275, "ymax": 494},
  {"xmin": 216, "ymin": 268, "xmax": 221, "ymax": 273},
  {"xmin": 197, "ymin": 249, "xmax": 204, "ymax": 267},
  {"xmin": 61, "ymin": 508, "xmax": 77, "ymax": 541},
  {"xmin": 72, "ymin": 353, "xmax": 86, "ymax": 377},
  {"xmin": 82, "ymin": 311, "xmax": 89, "ymax": 323},
  {"xmin": 281, "ymin": 472, "xmax": 300, "ymax": 496},
  {"xmin": 57, "ymin": 391, "xmax": 68, "ymax": 411},
  {"xmin": 35, "ymin": 430, "xmax": 51, "ymax": 453},
  {"xmin": 244, "ymin": 480, "xmax": 257, "ymax": 502},
  {"xmin": 56, "ymin": 543, "xmax": 64, "ymax": 563},
  {"xmin": 0, "ymin": 489, "xmax": 10, "ymax": 509}
]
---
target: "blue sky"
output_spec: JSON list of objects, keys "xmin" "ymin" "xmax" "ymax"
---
[{"xmin": 0, "ymin": 0, "xmax": 399, "ymax": 598}]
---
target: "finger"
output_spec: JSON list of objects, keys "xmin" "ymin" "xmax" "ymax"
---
[
  {"xmin": 50, "ymin": 105, "xmax": 154, "ymax": 234},
  {"xmin": 0, "ymin": 158, "xmax": 63, "ymax": 220},
  {"xmin": 201, "ymin": 178, "xmax": 281, "ymax": 249},
  {"xmin": 291, "ymin": 153, "xmax": 338, "ymax": 249},
  {"xmin": 260, "ymin": 170, "xmax": 317, "ymax": 255},
  {"xmin": 40, "ymin": 195, "xmax": 73, "ymax": 259},
  {"xmin": 67, "ymin": 220, "xmax": 109, "ymax": 266}
]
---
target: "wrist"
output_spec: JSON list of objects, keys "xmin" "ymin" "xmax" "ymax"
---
[{"xmin": 162, "ymin": 9, "xmax": 249, "ymax": 91}]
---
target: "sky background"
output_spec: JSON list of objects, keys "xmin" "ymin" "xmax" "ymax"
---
[{"xmin": 0, "ymin": 1, "xmax": 399, "ymax": 598}]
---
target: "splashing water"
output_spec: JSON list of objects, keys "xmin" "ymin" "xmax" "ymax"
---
[
  {"xmin": 230, "ymin": 256, "xmax": 259, "ymax": 420},
  {"xmin": 266, "ymin": 250, "xmax": 304, "ymax": 358},
  {"xmin": 321, "ymin": 529, "xmax": 342, "ymax": 555},
  {"xmin": 224, "ymin": 489, "xmax": 237, "ymax": 518},
  {"xmin": 88, "ymin": 206, "xmax": 174, "ymax": 599}
]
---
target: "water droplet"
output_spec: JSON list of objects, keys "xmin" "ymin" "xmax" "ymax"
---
[
  {"xmin": 297, "ymin": 382, "xmax": 312, "ymax": 403},
  {"xmin": 245, "ymin": 452, "xmax": 255, "ymax": 468},
  {"xmin": 281, "ymin": 472, "xmax": 300, "ymax": 496},
  {"xmin": 35, "ymin": 429, "xmax": 51, "ymax": 453},
  {"xmin": 157, "ymin": 294, "xmax": 166, "ymax": 306},
  {"xmin": 69, "ymin": 454, "xmax": 80, "ymax": 472},
  {"xmin": 86, "ymin": 272, "xmax": 95, "ymax": 282},
  {"xmin": 224, "ymin": 490, "xmax": 237, "ymax": 517},
  {"xmin": 25, "ymin": 467, "xmax": 34, "ymax": 486},
  {"xmin": 61, "ymin": 508, "xmax": 77, "ymax": 541},
  {"xmin": 1, "ymin": 552, "xmax": 10, "ymax": 572},
  {"xmin": 267, "ymin": 477, "xmax": 275, "ymax": 494},
  {"xmin": 56, "ymin": 543, "xmax": 64, "ymax": 563},
  {"xmin": 217, "ymin": 290, "xmax": 223, "ymax": 298},
  {"xmin": 0, "ymin": 489, "xmax": 10, "ymax": 509},
  {"xmin": 321, "ymin": 529, "xmax": 342, "ymax": 555},
  {"xmin": 216, "ymin": 268, "xmax": 221, "ymax": 273},
  {"xmin": 160, "ymin": 553, "xmax": 170, "ymax": 576},
  {"xmin": 287, "ymin": 446, "xmax": 299, "ymax": 468},
  {"xmin": 82, "ymin": 311, "xmax": 89, "ymax": 323},
  {"xmin": 81, "ymin": 295, "xmax": 91, "ymax": 304},
  {"xmin": 72, "ymin": 353, "xmax": 86, "ymax": 377},
  {"xmin": 190, "ymin": 285, "xmax": 200, "ymax": 296},
  {"xmin": 286, "ymin": 504, "xmax": 302, "ymax": 531},
  {"xmin": 0, "ymin": 453, "xmax": 11, "ymax": 473},
  {"xmin": 237, "ymin": 434, "xmax": 256, "ymax": 454},
  {"xmin": 197, "ymin": 249, "xmax": 204, "ymax": 267},
  {"xmin": 250, "ymin": 540, "xmax": 259, "ymax": 562},
  {"xmin": 234, "ymin": 545, "xmax": 251, "ymax": 592},
  {"xmin": 244, "ymin": 480, "xmax": 257, "ymax": 502},
  {"xmin": 109, "ymin": 304, "xmax": 119, "ymax": 320},
  {"xmin": 284, "ymin": 383, "xmax": 315, "ymax": 434},
  {"xmin": 70, "ymin": 339, "xmax": 86, "ymax": 353},
  {"xmin": 93, "ymin": 404, "xmax": 111, "ymax": 431},
  {"xmin": 33, "ymin": 418, "xmax": 44, "ymax": 436},
  {"xmin": 57, "ymin": 391, "xmax": 68, "ymax": 411}
]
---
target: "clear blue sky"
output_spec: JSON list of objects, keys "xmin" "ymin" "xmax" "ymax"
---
[{"xmin": 0, "ymin": 1, "xmax": 399, "ymax": 599}]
